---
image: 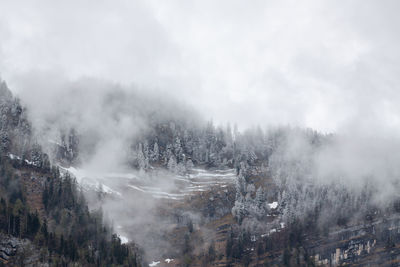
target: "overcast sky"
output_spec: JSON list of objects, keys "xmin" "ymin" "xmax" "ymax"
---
[{"xmin": 1, "ymin": 0, "xmax": 400, "ymax": 132}]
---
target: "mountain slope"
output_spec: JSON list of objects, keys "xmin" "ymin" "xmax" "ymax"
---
[{"xmin": 0, "ymin": 80, "xmax": 143, "ymax": 266}]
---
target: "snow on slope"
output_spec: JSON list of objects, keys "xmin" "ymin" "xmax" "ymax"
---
[
  {"xmin": 8, "ymin": 153, "xmax": 41, "ymax": 167},
  {"xmin": 60, "ymin": 166, "xmax": 122, "ymax": 196},
  {"xmin": 61, "ymin": 166, "xmax": 236, "ymax": 201},
  {"xmin": 125, "ymin": 168, "xmax": 236, "ymax": 200}
]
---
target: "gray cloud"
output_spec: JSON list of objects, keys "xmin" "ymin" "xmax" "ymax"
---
[
  {"xmin": 1, "ymin": 0, "xmax": 400, "ymax": 132},
  {"xmin": 8, "ymin": 72, "xmax": 199, "ymax": 174},
  {"xmin": 2, "ymin": 0, "xmax": 400, "ymax": 178}
]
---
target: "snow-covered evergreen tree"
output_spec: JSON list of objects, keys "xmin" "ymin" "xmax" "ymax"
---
[
  {"xmin": 167, "ymin": 155, "xmax": 177, "ymax": 173},
  {"xmin": 164, "ymin": 143, "xmax": 173, "ymax": 164},
  {"xmin": 137, "ymin": 143, "xmax": 146, "ymax": 170},
  {"xmin": 30, "ymin": 143, "xmax": 43, "ymax": 167},
  {"xmin": 186, "ymin": 159, "xmax": 194, "ymax": 170},
  {"xmin": 151, "ymin": 141, "xmax": 159, "ymax": 162}
]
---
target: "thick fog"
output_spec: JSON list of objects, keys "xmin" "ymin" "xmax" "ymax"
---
[
  {"xmin": 268, "ymin": 129, "xmax": 400, "ymax": 205},
  {"xmin": 11, "ymin": 74, "xmax": 200, "ymax": 172},
  {"xmin": 2, "ymin": 0, "xmax": 400, "ymax": 260},
  {"xmin": 1, "ymin": 0, "xmax": 400, "ymax": 132}
]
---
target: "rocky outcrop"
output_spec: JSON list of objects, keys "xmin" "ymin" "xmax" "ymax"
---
[
  {"xmin": 0, "ymin": 233, "xmax": 45, "ymax": 266},
  {"xmin": 307, "ymin": 214, "xmax": 400, "ymax": 266}
]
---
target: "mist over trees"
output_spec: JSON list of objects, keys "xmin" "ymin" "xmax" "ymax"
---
[
  {"xmin": 2, "ymin": 0, "xmax": 400, "ymax": 265},
  {"xmin": 12, "ymin": 75, "xmax": 400, "ymax": 231},
  {"xmin": 0, "ymin": 80, "xmax": 32, "ymax": 158},
  {"xmin": 0, "ymin": 79, "xmax": 142, "ymax": 265},
  {"xmin": 3, "ymin": 74, "xmax": 400, "ymax": 265}
]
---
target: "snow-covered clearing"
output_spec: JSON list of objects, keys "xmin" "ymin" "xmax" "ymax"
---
[
  {"xmin": 126, "ymin": 168, "xmax": 236, "ymax": 200},
  {"xmin": 60, "ymin": 166, "xmax": 236, "ymax": 201}
]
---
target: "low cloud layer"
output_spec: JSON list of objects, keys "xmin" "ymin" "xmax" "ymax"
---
[
  {"xmin": 268, "ymin": 127, "xmax": 400, "ymax": 215},
  {"xmin": 10, "ymin": 74, "xmax": 199, "ymax": 172},
  {"xmin": 1, "ymin": 0, "xmax": 400, "ymax": 132}
]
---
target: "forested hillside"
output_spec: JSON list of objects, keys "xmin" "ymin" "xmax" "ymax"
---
[
  {"xmin": 3, "ymin": 76, "xmax": 400, "ymax": 267},
  {"xmin": 0, "ymin": 80, "xmax": 142, "ymax": 266}
]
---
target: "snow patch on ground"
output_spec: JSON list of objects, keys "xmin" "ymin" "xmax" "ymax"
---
[
  {"xmin": 8, "ymin": 153, "xmax": 21, "ymax": 160},
  {"xmin": 127, "ymin": 168, "xmax": 236, "ymax": 200},
  {"xmin": 165, "ymin": 258, "xmax": 174, "ymax": 263},
  {"xmin": 268, "ymin": 201, "xmax": 278, "ymax": 209},
  {"xmin": 98, "ymin": 183, "xmax": 122, "ymax": 196},
  {"xmin": 261, "ymin": 221, "xmax": 286, "ymax": 238},
  {"xmin": 188, "ymin": 172, "xmax": 236, "ymax": 179},
  {"xmin": 61, "ymin": 167, "xmax": 122, "ymax": 196},
  {"xmin": 8, "ymin": 153, "xmax": 40, "ymax": 167},
  {"xmin": 127, "ymin": 184, "xmax": 146, "ymax": 192},
  {"xmin": 119, "ymin": 235, "xmax": 129, "ymax": 244},
  {"xmin": 61, "ymin": 166, "xmax": 235, "ymax": 200},
  {"xmin": 24, "ymin": 159, "xmax": 35, "ymax": 166},
  {"xmin": 152, "ymin": 194, "xmax": 183, "ymax": 200},
  {"xmin": 149, "ymin": 261, "xmax": 160, "ymax": 267},
  {"xmin": 104, "ymin": 172, "xmax": 140, "ymax": 180}
]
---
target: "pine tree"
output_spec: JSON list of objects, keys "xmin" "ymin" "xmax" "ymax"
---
[
  {"xmin": 151, "ymin": 141, "xmax": 159, "ymax": 162},
  {"xmin": 30, "ymin": 143, "xmax": 43, "ymax": 167},
  {"xmin": 164, "ymin": 143, "xmax": 173, "ymax": 164},
  {"xmin": 137, "ymin": 144, "xmax": 146, "ymax": 170},
  {"xmin": 186, "ymin": 159, "xmax": 194, "ymax": 170},
  {"xmin": 167, "ymin": 155, "xmax": 177, "ymax": 173},
  {"xmin": 0, "ymin": 129, "xmax": 9, "ymax": 153},
  {"xmin": 174, "ymin": 136, "xmax": 184, "ymax": 162},
  {"xmin": 255, "ymin": 187, "xmax": 267, "ymax": 218}
]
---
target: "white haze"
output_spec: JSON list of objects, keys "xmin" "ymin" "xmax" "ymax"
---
[
  {"xmin": 11, "ymin": 73, "xmax": 200, "ymax": 173},
  {"xmin": 1, "ymin": 0, "xmax": 400, "ymax": 132},
  {"xmin": 2, "ymin": 0, "xmax": 400, "ymax": 251},
  {"xmin": 267, "ymin": 128, "xmax": 400, "ymax": 211},
  {"xmin": 0, "ymin": 0, "xmax": 400, "ymax": 197}
]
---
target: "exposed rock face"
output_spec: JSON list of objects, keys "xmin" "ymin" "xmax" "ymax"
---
[
  {"xmin": 307, "ymin": 214, "xmax": 400, "ymax": 266},
  {"xmin": 311, "ymin": 234, "xmax": 377, "ymax": 266},
  {"xmin": 0, "ymin": 235, "xmax": 18, "ymax": 262},
  {"xmin": 0, "ymin": 233, "xmax": 46, "ymax": 266}
]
